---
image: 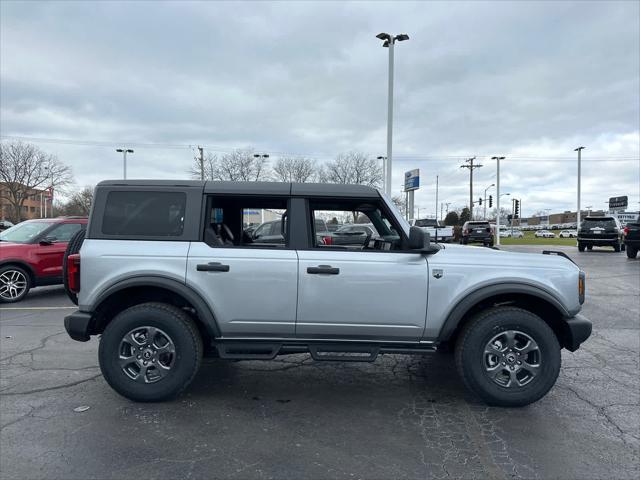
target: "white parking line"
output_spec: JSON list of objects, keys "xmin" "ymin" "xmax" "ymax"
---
[{"xmin": 0, "ymin": 306, "xmax": 76, "ymax": 311}]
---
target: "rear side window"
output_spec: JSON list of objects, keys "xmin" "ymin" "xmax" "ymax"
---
[{"xmin": 102, "ymin": 191, "xmax": 186, "ymax": 236}]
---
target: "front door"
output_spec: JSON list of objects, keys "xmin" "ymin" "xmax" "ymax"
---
[{"xmin": 295, "ymin": 199, "xmax": 428, "ymax": 341}]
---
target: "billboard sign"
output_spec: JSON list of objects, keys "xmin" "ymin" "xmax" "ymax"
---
[
  {"xmin": 404, "ymin": 169, "xmax": 420, "ymax": 192},
  {"xmin": 609, "ymin": 196, "xmax": 628, "ymax": 210}
]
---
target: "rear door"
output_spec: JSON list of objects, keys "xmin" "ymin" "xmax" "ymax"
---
[
  {"xmin": 187, "ymin": 195, "xmax": 298, "ymax": 338},
  {"xmin": 295, "ymin": 198, "xmax": 428, "ymax": 341}
]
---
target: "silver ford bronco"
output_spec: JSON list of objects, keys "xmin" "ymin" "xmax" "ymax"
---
[{"xmin": 64, "ymin": 180, "xmax": 591, "ymax": 406}]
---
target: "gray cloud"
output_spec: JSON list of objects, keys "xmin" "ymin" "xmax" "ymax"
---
[{"xmin": 1, "ymin": 0, "xmax": 638, "ymax": 216}]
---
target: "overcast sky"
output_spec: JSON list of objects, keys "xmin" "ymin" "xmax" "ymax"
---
[{"xmin": 1, "ymin": 0, "xmax": 639, "ymax": 217}]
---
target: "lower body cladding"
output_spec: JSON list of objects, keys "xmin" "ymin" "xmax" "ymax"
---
[{"xmin": 63, "ymin": 306, "xmax": 592, "ymax": 407}]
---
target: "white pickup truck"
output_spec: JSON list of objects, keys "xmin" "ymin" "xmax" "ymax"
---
[{"xmin": 411, "ymin": 218, "xmax": 454, "ymax": 243}]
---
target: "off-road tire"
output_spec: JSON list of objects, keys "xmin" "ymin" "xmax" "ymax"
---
[
  {"xmin": 455, "ymin": 307, "xmax": 561, "ymax": 407},
  {"xmin": 62, "ymin": 229, "xmax": 86, "ymax": 305},
  {"xmin": 0, "ymin": 265, "xmax": 31, "ymax": 303},
  {"xmin": 626, "ymin": 245, "xmax": 637, "ymax": 259},
  {"xmin": 99, "ymin": 302, "xmax": 203, "ymax": 402}
]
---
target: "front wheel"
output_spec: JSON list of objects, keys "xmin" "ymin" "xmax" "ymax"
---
[
  {"xmin": 0, "ymin": 265, "xmax": 31, "ymax": 303},
  {"xmin": 455, "ymin": 307, "xmax": 561, "ymax": 407},
  {"xmin": 99, "ymin": 302, "xmax": 203, "ymax": 402}
]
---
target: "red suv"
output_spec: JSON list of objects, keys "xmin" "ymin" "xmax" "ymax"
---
[{"xmin": 0, "ymin": 217, "xmax": 87, "ymax": 303}]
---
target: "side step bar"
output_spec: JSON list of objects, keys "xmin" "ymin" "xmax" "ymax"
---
[{"xmin": 215, "ymin": 342, "xmax": 436, "ymax": 362}]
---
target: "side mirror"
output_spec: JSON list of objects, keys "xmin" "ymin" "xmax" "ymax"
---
[
  {"xmin": 409, "ymin": 226, "xmax": 429, "ymax": 250},
  {"xmin": 39, "ymin": 236, "xmax": 56, "ymax": 245}
]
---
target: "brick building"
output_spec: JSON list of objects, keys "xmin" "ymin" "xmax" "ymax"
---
[{"xmin": 0, "ymin": 183, "xmax": 53, "ymax": 222}]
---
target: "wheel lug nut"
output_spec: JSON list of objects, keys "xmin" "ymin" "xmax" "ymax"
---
[
  {"xmin": 137, "ymin": 355, "xmax": 141, "ymax": 359},
  {"xmin": 510, "ymin": 366, "xmax": 514, "ymax": 370},
  {"xmin": 502, "ymin": 362, "xmax": 506, "ymax": 366},
  {"xmin": 143, "ymin": 361, "xmax": 147, "ymax": 365},
  {"xmin": 517, "ymin": 361, "xmax": 522, "ymax": 365}
]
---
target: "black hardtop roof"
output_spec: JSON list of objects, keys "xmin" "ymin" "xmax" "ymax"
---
[{"xmin": 97, "ymin": 180, "xmax": 380, "ymax": 198}]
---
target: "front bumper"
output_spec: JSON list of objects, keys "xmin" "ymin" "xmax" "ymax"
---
[
  {"xmin": 564, "ymin": 314, "xmax": 592, "ymax": 352},
  {"xmin": 64, "ymin": 310, "xmax": 93, "ymax": 342}
]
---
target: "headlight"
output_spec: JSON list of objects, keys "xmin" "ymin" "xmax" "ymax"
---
[{"xmin": 578, "ymin": 271, "xmax": 586, "ymax": 305}]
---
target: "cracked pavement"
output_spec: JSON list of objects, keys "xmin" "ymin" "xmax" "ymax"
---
[{"xmin": 1, "ymin": 245, "xmax": 638, "ymax": 479}]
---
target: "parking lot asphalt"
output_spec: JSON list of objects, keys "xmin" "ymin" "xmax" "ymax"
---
[{"xmin": 1, "ymin": 245, "xmax": 638, "ymax": 480}]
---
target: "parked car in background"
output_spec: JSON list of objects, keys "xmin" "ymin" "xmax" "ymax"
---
[
  {"xmin": 559, "ymin": 230, "xmax": 578, "ymax": 238},
  {"xmin": 460, "ymin": 221, "xmax": 494, "ymax": 246},
  {"xmin": 578, "ymin": 216, "xmax": 623, "ymax": 252},
  {"xmin": 500, "ymin": 229, "xmax": 524, "ymax": 238},
  {"xmin": 410, "ymin": 218, "xmax": 454, "ymax": 243},
  {"xmin": 329, "ymin": 223, "xmax": 379, "ymax": 246},
  {"xmin": 623, "ymin": 222, "xmax": 640, "ymax": 259},
  {"xmin": 326, "ymin": 223, "xmax": 342, "ymax": 232},
  {"xmin": 252, "ymin": 218, "xmax": 331, "ymax": 245},
  {"xmin": 0, "ymin": 217, "xmax": 88, "ymax": 302},
  {"xmin": 535, "ymin": 230, "xmax": 556, "ymax": 238},
  {"xmin": 0, "ymin": 220, "xmax": 15, "ymax": 231}
]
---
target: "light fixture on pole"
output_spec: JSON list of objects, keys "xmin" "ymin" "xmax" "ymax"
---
[
  {"xmin": 377, "ymin": 156, "xmax": 387, "ymax": 191},
  {"xmin": 376, "ymin": 32, "xmax": 409, "ymax": 196},
  {"xmin": 116, "ymin": 148, "xmax": 134, "ymax": 180},
  {"xmin": 574, "ymin": 146, "xmax": 585, "ymax": 230},
  {"xmin": 491, "ymin": 156, "xmax": 505, "ymax": 245},
  {"xmin": 484, "ymin": 183, "xmax": 495, "ymax": 220}
]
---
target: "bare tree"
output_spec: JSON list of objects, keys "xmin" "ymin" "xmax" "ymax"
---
[
  {"xmin": 319, "ymin": 151, "xmax": 383, "ymax": 188},
  {"xmin": 189, "ymin": 149, "xmax": 268, "ymax": 181},
  {"xmin": 391, "ymin": 194, "xmax": 407, "ymax": 218},
  {"xmin": 272, "ymin": 156, "xmax": 317, "ymax": 183},
  {"xmin": 0, "ymin": 141, "xmax": 73, "ymax": 223},
  {"xmin": 56, "ymin": 186, "xmax": 94, "ymax": 216}
]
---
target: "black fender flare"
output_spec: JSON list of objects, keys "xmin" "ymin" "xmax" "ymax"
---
[
  {"xmin": 88, "ymin": 275, "xmax": 220, "ymax": 337},
  {"xmin": 438, "ymin": 282, "xmax": 572, "ymax": 341}
]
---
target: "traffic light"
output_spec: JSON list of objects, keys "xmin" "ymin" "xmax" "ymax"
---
[
  {"xmin": 478, "ymin": 197, "xmax": 482, "ymax": 205},
  {"xmin": 514, "ymin": 199, "xmax": 520, "ymax": 217},
  {"xmin": 489, "ymin": 195, "xmax": 493, "ymax": 208}
]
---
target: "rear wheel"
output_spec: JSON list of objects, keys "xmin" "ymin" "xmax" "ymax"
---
[
  {"xmin": 587, "ymin": 245, "xmax": 593, "ymax": 251},
  {"xmin": 578, "ymin": 243, "xmax": 585, "ymax": 252},
  {"xmin": 613, "ymin": 242, "xmax": 621, "ymax": 252},
  {"xmin": 0, "ymin": 265, "xmax": 31, "ymax": 303},
  {"xmin": 99, "ymin": 302, "xmax": 203, "ymax": 402},
  {"xmin": 627, "ymin": 245, "xmax": 638, "ymax": 259},
  {"xmin": 455, "ymin": 307, "xmax": 560, "ymax": 407}
]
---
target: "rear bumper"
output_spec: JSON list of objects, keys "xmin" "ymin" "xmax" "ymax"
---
[
  {"xmin": 563, "ymin": 314, "xmax": 592, "ymax": 352},
  {"xmin": 64, "ymin": 310, "xmax": 93, "ymax": 342}
]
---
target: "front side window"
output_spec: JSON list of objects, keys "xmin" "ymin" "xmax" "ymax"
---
[
  {"xmin": 310, "ymin": 200, "xmax": 403, "ymax": 251},
  {"xmin": 102, "ymin": 191, "xmax": 186, "ymax": 237},
  {"xmin": 48, "ymin": 223, "xmax": 83, "ymax": 242}
]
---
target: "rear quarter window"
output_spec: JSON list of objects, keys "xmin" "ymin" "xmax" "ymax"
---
[{"xmin": 102, "ymin": 191, "xmax": 186, "ymax": 236}]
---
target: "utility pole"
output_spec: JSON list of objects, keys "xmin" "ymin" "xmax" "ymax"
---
[
  {"xmin": 376, "ymin": 33, "xmax": 409, "ymax": 195},
  {"xmin": 460, "ymin": 156, "xmax": 482, "ymax": 216},
  {"xmin": 198, "ymin": 146, "xmax": 204, "ymax": 180},
  {"xmin": 491, "ymin": 156, "xmax": 505, "ymax": 245},
  {"xmin": 575, "ymin": 146, "xmax": 585, "ymax": 230}
]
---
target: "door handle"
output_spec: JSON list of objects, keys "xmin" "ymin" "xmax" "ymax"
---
[
  {"xmin": 307, "ymin": 265, "xmax": 340, "ymax": 275},
  {"xmin": 197, "ymin": 262, "xmax": 230, "ymax": 272}
]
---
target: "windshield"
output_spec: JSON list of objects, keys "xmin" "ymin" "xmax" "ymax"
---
[
  {"xmin": 0, "ymin": 221, "xmax": 54, "ymax": 243},
  {"xmin": 379, "ymin": 190, "xmax": 410, "ymax": 235}
]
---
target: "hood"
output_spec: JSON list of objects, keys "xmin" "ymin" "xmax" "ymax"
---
[{"xmin": 434, "ymin": 243, "xmax": 578, "ymax": 272}]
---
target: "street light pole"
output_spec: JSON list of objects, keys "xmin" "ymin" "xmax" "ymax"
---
[
  {"xmin": 376, "ymin": 32, "xmax": 409, "ymax": 196},
  {"xmin": 575, "ymin": 146, "xmax": 585, "ymax": 230},
  {"xmin": 116, "ymin": 148, "xmax": 134, "ymax": 180},
  {"xmin": 484, "ymin": 183, "xmax": 495, "ymax": 220},
  {"xmin": 491, "ymin": 156, "xmax": 505, "ymax": 245}
]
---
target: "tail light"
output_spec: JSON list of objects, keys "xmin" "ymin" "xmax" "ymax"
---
[
  {"xmin": 578, "ymin": 271, "xmax": 586, "ymax": 304},
  {"xmin": 463, "ymin": 229, "xmax": 469, "ymax": 235},
  {"xmin": 322, "ymin": 235, "xmax": 333, "ymax": 246},
  {"xmin": 623, "ymin": 227, "xmax": 629, "ymax": 236},
  {"xmin": 67, "ymin": 254, "xmax": 81, "ymax": 293}
]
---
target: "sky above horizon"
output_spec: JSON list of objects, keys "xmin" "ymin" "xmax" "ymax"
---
[{"xmin": 1, "ymin": 0, "xmax": 639, "ymax": 217}]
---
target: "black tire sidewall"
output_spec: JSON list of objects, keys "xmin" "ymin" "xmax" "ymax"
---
[
  {"xmin": 0, "ymin": 265, "xmax": 31, "ymax": 303},
  {"xmin": 456, "ymin": 308, "xmax": 560, "ymax": 407},
  {"xmin": 99, "ymin": 303, "xmax": 202, "ymax": 402},
  {"xmin": 627, "ymin": 246, "xmax": 638, "ymax": 259}
]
